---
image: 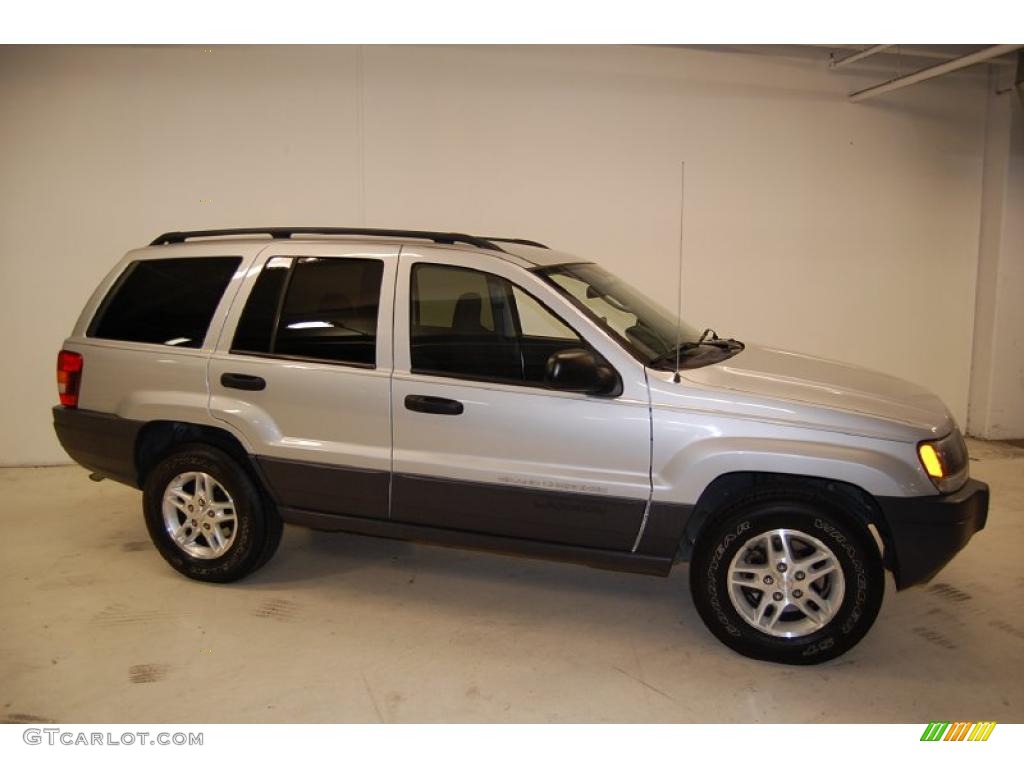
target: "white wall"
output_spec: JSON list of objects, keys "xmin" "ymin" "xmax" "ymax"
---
[
  {"xmin": 0, "ymin": 45, "xmax": 991, "ymax": 465},
  {"xmin": 968, "ymin": 67, "xmax": 1024, "ymax": 439}
]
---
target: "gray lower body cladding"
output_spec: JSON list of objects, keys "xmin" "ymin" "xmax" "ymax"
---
[
  {"xmin": 52, "ymin": 405, "xmax": 141, "ymax": 486},
  {"xmin": 278, "ymin": 505, "xmax": 674, "ymax": 576},
  {"xmin": 257, "ymin": 459, "xmax": 683, "ymax": 571},
  {"xmin": 875, "ymin": 479, "xmax": 989, "ymax": 589},
  {"xmin": 256, "ymin": 456, "xmax": 390, "ymax": 520}
]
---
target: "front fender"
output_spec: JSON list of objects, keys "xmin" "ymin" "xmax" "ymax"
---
[{"xmin": 653, "ymin": 435, "xmax": 935, "ymax": 504}]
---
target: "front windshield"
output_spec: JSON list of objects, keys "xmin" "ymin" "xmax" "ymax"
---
[{"xmin": 538, "ymin": 263, "xmax": 701, "ymax": 366}]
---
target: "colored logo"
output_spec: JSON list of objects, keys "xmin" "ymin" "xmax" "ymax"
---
[{"xmin": 921, "ymin": 721, "xmax": 996, "ymax": 741}]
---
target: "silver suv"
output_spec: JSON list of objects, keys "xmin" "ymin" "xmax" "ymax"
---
[{"xmin": 53, "ymin": 227, "xmax": 989, "ymax": 664}]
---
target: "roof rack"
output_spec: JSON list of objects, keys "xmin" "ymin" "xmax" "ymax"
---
[
  {"xmin": 149, "ymin": 227, "xmax": 507, "ymax": 252},
  {"xmin": 480, "ymin": 237, "xmax": 549, "ymax": 249}
]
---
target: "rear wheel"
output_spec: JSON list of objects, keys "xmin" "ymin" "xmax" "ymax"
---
[
  {"xmin": 142, "ymin": 444, "xmax": 282, "ymax": 582},
  {"xmin": 690, "ymin": 489, "xmax": 884, "ymax": 664}
]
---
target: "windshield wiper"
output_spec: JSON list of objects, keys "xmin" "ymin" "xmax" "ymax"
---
[
  {"xmin": 648, "ymin": 328, "xmax": 744, "ymax": 369},
  {"xmin": 693, "ymin": 327, "xmax": 744, "ymax": 350}
]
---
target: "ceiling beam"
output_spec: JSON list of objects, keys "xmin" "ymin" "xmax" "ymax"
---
[
  {"xmin": 816, "ymin": 44, "xmax": 1018, "ymax": 66},
  {"xmin": 849, "ymin": 44, "xmax": 1023, "ymax": 102},
  {"xmin": 829, "ymin": 45, "xmax": 893, "ymax": 69}
]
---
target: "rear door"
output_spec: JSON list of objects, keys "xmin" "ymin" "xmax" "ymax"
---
[
  {"xmin": 390, "ymin": 247, "xmax": 652, "ymax": 551},
  {"xmin": 209, "ymin": 242, "xmax": 398, "ymax": 520}
]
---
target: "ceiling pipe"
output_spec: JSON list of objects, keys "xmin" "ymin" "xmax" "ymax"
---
[
  {"xmin": 815, "ymin": 44, "xmax": 1018, "ymax": 65},
  {"xmin": 829, "ymin": 45, "xmax": 894, "ymax": 69},
  {"xmin": 849, "ymin": 44, "xmax": 1023, "ymax": 102}
]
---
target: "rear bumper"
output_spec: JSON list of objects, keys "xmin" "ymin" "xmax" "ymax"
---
[
  {"xmin": 52, "ymin": 406, "xmax": 142, "ymax": 487},
  {"xmin": 876, "ymin": 478, "xmax": 989, "ymax": 589}
]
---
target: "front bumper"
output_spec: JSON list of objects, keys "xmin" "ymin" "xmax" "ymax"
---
[{"xmin": 876, "ymin": 478, "xmax": 989, "ymax": 589}]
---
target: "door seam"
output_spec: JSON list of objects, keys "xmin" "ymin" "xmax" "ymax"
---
[
  {"xmin": 631, "ymin": 366, "xmax": 655, "ymax": 553},
  {"xmin": 387, "ymin": 246, "xmax": 403, "ymax": 519},
  {"xmin": 204, "ymin": 246, "xmax": 274, "ymax": 421}
]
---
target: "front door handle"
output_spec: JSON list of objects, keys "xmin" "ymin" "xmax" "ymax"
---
[
  {"xmin": 404, "ymin": 394, "xmax": 464, "ymax": 416},
  {"xmin": 221, "ymin": 372, "xmax": 267, "ymax": 391}
]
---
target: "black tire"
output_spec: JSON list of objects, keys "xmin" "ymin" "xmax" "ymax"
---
[
  {"xmin": 690, "ymin": 487, "xmax": 884, "ymax": 665},
  {"xmin": 142, "ymin": 443, "xmax": 283, "ymax": 583}
]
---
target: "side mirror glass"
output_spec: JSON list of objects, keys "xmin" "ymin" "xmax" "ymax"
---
[{"xmin": 544, "ymin": 348, "xmax": 619, "ymax": 396}]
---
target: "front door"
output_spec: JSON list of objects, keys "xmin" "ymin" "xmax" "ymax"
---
[{"xmin": 390, "ymin": 247, "xmax": 652, "ymax": 551}]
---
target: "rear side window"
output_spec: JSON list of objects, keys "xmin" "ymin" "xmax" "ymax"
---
[
  {"xmin": 89, "ymin": 257, "xmax": 240, "ymax": 348},
  {"xmin": 232, "ymin": 256, "xmax": 384, "ymax": 367}
]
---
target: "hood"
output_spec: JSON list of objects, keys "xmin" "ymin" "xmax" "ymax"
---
[{"xmin": 676, "ymin": 344, "xmax": 954, "ymax": 440}]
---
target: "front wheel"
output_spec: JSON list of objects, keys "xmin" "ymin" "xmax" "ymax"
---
[{"xmin": 690, "ymin": 490, "xmax": 884, "ymax": 664}]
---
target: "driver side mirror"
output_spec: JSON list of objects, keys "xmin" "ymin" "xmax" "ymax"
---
[{"xmin": 544, "ymin": 348, "xmax": 620, "ymax": 397}]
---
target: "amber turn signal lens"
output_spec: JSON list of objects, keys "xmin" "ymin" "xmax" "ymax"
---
[{"xmin": 918, "ymin": 443, "xmax": 945, "ymax": 479}]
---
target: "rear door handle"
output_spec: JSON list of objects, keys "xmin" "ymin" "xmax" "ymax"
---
[
  {"xmin": 404, "ymin": 394, "xmax": 464, "ymax": 416},
  {"xmin": 221, "ymin": 372, "xmax": 267, "ymax": 391}
]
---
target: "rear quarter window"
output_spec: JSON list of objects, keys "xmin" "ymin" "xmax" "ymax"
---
[{"xmin": 88, "ymin": 257, "xmax": 241, "ymax": 348}]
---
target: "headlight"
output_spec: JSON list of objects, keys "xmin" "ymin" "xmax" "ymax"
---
[{"xmin": 917, "ymin": 429, "xmax": 969, "ymax": 493}]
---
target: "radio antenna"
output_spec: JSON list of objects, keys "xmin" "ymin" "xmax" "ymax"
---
[{"xmin": 672, "ymin": 160, "xmax": 685, "ymax": 383}]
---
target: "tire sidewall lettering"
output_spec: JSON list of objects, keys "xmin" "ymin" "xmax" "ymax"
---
[
  {"xmin": 705, "ymin": 524, "xmax": 748, "ymax": 637},
  {"xmin": 813, "ymin": 518, "xmax": 868, "ymax": 636}
]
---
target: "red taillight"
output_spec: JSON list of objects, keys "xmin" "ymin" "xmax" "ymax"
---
[{"xmin": 57, "ymin": 350, "xmax": 83, "ymax": 408}]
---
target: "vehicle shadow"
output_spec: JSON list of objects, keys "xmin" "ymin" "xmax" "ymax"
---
[{"xmin": 238, "ymin": 523, "xmax": 711, "ymax": 647}]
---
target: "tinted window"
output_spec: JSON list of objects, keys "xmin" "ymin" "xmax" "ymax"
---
[
  {"xmin": 512, "ymin": 286, "xmax": 577, "ymax": 340},
  {"xmin": 231, "ymin": 257, "xmax": 292, "ymax": 354},
  {"xmin": 410, "ymin": 263, "xmax": 583, "ymax": 385},
  {"xmin": 414, "ymin": 264, "xmax": 494, "ymax": 332},
  {"xmin": 90, "ymin": 257, "xmax": 240, "ymax": 348},
  {"xmin": 232, "ymin": 256, "xmax": 384, "ymax": 366},
  {"xmin": 540, "ymin": 263, "xmax": 699, "ymax": 366}
]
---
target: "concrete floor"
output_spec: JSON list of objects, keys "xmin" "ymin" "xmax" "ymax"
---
[{"xmin": 2, "ymin": 439, "xmax": 1022, "ymax": 723}]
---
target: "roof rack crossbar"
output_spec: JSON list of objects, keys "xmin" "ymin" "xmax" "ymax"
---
[
  {"xmin": 149, "ymin": 227, "xmax": 507, "ymax": 252},
  {"xmin": 479, "ymin": 237, "xmax": 549, "ymax": 249}
]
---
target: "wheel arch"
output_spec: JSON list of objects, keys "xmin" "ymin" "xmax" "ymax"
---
[
  {"xmin": 134, "ymin": 420, "xmax": 266, "ymax": 493},
  {"xmin": 680, "ymin": 471, "xmax": 895, "ymax": 572}
]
